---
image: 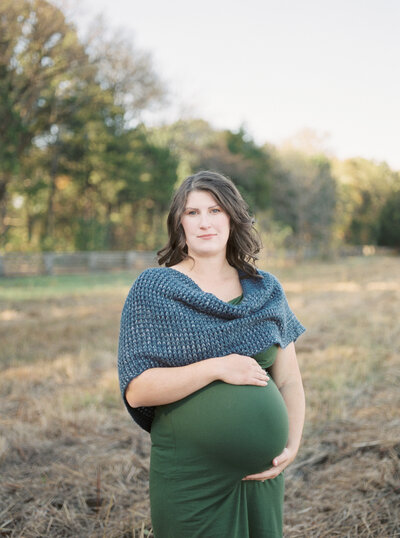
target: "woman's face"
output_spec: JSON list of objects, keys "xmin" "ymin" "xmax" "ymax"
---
[{"xmin": 180, "ymin": 190, "xmax": 231, "ymax": 258}]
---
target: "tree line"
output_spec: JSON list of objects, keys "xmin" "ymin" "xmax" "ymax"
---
[{"xmin": 1, "ymin": 0, "xmax": 399, "ymax": 254}]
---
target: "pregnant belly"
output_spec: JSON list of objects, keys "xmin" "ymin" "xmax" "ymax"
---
[{"xmin": 152, "ymin": 378, "xmax": 289, "ymax": 477}]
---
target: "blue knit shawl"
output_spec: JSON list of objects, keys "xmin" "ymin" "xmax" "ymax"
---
[{"xmin": 118, "ymin": 266, "xmax": 305, "ymax": 432}]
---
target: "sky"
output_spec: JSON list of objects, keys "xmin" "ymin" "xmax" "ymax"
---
[{"xmin": 71, "ymin": 0, "xmax": 400, "ymax": 169}]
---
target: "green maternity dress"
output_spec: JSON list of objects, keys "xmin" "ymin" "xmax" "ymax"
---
[{"xmin": 150, "ymin": 293, "xmax": 289, "ymax": 538}]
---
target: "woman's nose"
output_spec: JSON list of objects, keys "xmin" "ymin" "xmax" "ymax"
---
[{"xmin": 199, "ymin": 212, "xmax": 211, "ymax": 226}]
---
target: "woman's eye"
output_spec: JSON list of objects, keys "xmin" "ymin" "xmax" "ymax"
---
[{"xmin": 186, "ymin": 208, "xmax": 220, "ymax": 216}]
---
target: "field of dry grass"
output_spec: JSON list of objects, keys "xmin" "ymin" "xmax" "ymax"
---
[{"xmin": 0, "ymin": 255, "xmax": 399, "ymax": 537}]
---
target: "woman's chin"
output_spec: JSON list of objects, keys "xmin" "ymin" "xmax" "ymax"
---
[{"xmin": 188, "ymin": 245, "xmax": 226, "ymax": 257}]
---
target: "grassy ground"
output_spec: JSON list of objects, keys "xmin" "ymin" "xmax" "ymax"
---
[{"xmin": 0, "ymin": 256, "xmax": 399, "ymax": 537}]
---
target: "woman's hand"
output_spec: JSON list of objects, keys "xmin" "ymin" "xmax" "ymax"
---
[
  {"xmin": 241, "ymin": 447, "xmax": 296, "ymax": 481},
  {"xmin": 215, "ymin": 354, "xmax": 269, "ymax": 386}
]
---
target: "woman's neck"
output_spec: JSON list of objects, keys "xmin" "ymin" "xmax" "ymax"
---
[{"xmin": 176, "ymin": 257, "xmax": 235, "ymax": 282}]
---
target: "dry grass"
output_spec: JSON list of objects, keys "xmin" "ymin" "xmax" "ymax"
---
[{"xmin": 0, "ymin": 255, "xmax": 399, "ymax": 537}]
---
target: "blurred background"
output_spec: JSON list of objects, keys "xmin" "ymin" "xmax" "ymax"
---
[
  {"xmin": 1, "ymin": 0, "xmax": 399, "ymax": 261},
  {"xmin": 0, "ymin": 1, "xmax": 399, "ymax": 536}
]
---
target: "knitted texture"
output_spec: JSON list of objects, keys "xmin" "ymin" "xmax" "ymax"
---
[{"xmin": 118, "ymin": 267, "xmax": 306, "ymax": 432}]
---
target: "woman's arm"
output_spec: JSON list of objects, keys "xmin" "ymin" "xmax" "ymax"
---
[
  {"xmin": 243, "ymin": 341, "xmax": 305, "ymax": 481},
  {"xmin": 272, "ymin": 341, "xmax": 305, "ymax": 457},
  {"xmin": 125, "ymin": 354, "xmax": 269, "ymax": 408}
]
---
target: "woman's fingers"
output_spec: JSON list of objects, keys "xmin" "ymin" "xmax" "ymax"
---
[
  {"xmin": 272, "ymin": 447, "xmax": 289, "ymax": 467},
  {"xmin": 242, "ymin": 448, "xmax": 293, "ymax": 481},
  {"xmin": 253, "ymin": 369, "xmax": 269, "ymax": 385},
  {"xmin": 220, "ymin": 355, "xmax": 270, "ymax": 386},
  {"xmin": 242, "ymin": 471, "xmax": 267, "ymax": 480},
  {"xmin": 242, "ymin": 463, "xmax": 283, "ymax": 481},
  {"xmin": 253, "ymin": 364, "xmax": 267, "ymax": 374},
  {"xmin": 254, "ymin": 374, "xmax": 268, "ymax": 385}
]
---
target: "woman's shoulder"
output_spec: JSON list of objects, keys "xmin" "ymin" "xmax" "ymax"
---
[
  {"xmin": 255, "ymin": 268, "xmax": 283, "ymax": 289},
  {"xmin": 129, "ymin": 266, "xmax": 166, "ymax": 287},
  {"xmin": 129, "ymin": 266, "xmax": 185, "ymax": 294},
  {"xmin": 136, "ymin": 266, "xmax": 164, "ymax": 278},
  {"xmin": 123, "ymin": 268, "xmax": 171, "ymax": 311}
]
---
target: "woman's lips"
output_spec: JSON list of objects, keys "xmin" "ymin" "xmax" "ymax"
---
[{"xmin": 198, "ymin": 234, "xmax": 216, "ymax": 239}]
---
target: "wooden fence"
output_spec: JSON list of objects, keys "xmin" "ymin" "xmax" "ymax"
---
[
  {"xmin": 0, "ymin": 251, "xmax": 158, "ymax": 277},
  {"xmin": 0, "ymin": 246, "xmax": 396, "ymax": 277}
]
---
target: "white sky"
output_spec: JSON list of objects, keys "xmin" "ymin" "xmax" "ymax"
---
[{"xmin": 71, "ymin": 0, "xmax": 400, "ymax": 170}]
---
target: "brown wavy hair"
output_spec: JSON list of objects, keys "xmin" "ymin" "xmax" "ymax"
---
[{"xmin": 157, "ymin": 170, "xmax": 263, "ymax": 279}]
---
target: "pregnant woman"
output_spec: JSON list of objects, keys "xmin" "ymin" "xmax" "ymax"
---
[{"xmin": 118, "ymin": 170, "xmax": 306, "ymax": 537}]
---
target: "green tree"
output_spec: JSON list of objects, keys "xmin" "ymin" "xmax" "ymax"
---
[
  {"xmin": 0, "ymin": 0, "xmax": 91, "ymax": 243},
  {"xmin": 84, "ymin": 20, "xmax": 165, "ymax": 125},
  {"xmin": 109, "ymin": 126, "xmax": 178, "ymax": 250},
  {"xmin": 1, "ymin": 0, "xmax": 170, "ymax": 252},
  {"xmin": 150, "ymin": 118, "xmax": 219, "ymax": 183},
  {"xmin": 197, "ymin": 126, "xmax": 273, "ymax": 212},
  {"xmin": 271, "ymin": 149, "xmax": 337, "ymax": 250},
  {"xmin": 378, "ymin": 188, "xmax": 400, "ymax": 247},
  {"xmin": 332, "ymin": 158, "xmax": 397, "ymax": 244},
  {"xmin": 152, "ymin": 120, "xmax": 273, "ymax": 213}
]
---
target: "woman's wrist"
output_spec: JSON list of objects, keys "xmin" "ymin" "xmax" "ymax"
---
[
  {"xmin": 201, "ymin": 356, "xmax": 224, "ymax": 383},
  {"xmin": 285, "ymin": 442, "xmax": 300, "ymax": 460}
]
